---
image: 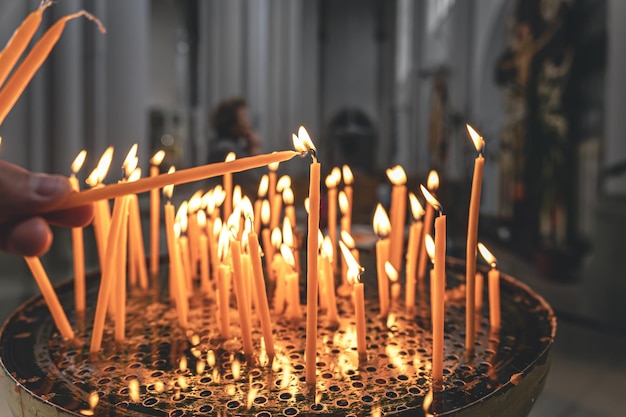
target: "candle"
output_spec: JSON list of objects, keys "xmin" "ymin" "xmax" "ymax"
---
[
  {"xmin": 270, "ymin": 228, "xmax": 285, "ymax": 313},
  {"xmin": 187, "ymin": 191, "xmax": 203, "ymax": 278},
  {"xmin": 254, "ymin": 175, "xmax": 269, "ymax": 234},
  {"xmin": 24, "ymin": 257, "xmax": 74, "ymax": 341},
  {"xmin": 270, "ymin": 175, "xmax": 290, "ymax": 230},
  {"xmin": 339, "ymin": 241, "xmax": 366, "ymax": 360},
  {"xmin": 421, "ymin": 185, "xmax": 446, "ymax": 390},
  {"xmin": 465, "ymin": 124, "xmax": 485, "ymax": 355},
  {"xmin": 321, "ymin": 236, "xmax": 339, "ymax": 326},
  {"xmin": 197, "ymin": 210, "xmax": 211, "ymax": 295},
  {"xmin": 385, "ymin": 261, "xmax": 400, "ymax": 304},
  {"xmin": 387, "ymin": 165, "xmax": 408, "ymax": 273},
  {"xmin": 222, "ymin": 152, "xmax": 236, "ymax": 218},
  {"xmin": 279, "ymin": 243, "xmax": 301, "ymax": 320},
  {"xmin": 294, "ymin": 126, "xmax": 320, "ymax": 388},
  {"xmin": 405, "ymin": 193, "xmax": 424, "ymax": 315},
  {"xmin": 338, "ymin": 230, "xmax": 358, "ymax": 296},
  {"xmin": 128, "ymin": 170, "xmax": 148, "ymax": 290},
  {"xmin": 0, "ymin": 10, "xmax": 105, "ymax": 125},
  {"xmin": 114, "ymin": 195, "xmax": 130, "ymax": 343},
  {"xmin": 230, "ymin": 238, "xmax": 254, "ymax": 359},
  {"xmin": 0, "ymin": 2, "xmax": 50, "ymax": 87},
  {"xmin": 176, "ymin": 203, "xmax": 193, "ymax": 293},
  {"xmin": 60, "ymin": 150, "xmax": 299, "ymax": 209},
  {"xmin": 342, "ymin": 165, "xmax": 354, "ymax": 232},
  {"xmin": 417, "ymin": 170, "xmax": 439, "ymax": 282},
  {"xmin": 268, "ymin": 161, "xmax": 279, "ymax": 218},
  {"xmin": 475, "ymin": 271, "xmax": 484, "ymax": 316},
  {"xmin": 282, "ymin": 217, "xmax": 299, "ymax": 275},
  {"xmin": 260, "ymin": 200, "xmax": 275, "ymax": 281},
  {"xmin": 86, "ymin": 147, "xmax": 114, "ymax": 269},
  {"xmin": 325, "ymin": 167, "xmax": 341, "ymax": 275},
  {"xmin": 217, "ymin": 227, "xmax": 231, "ymax": 339},
  {"xmin": 69, "ymin": 150, "xmax": 87, "ymax": 314},
  {"xmin": 283, "ymin": 187, "xmax": 296, "ymax": 229},
  {"xmin": 247, "ymin": 227, "xmax": 276, "ymax": 358},
  {"xmin": 149, "ymin": 150, "xmax": 166, "ymax": 279},
  {"xmin": 478, "ymin": 243, "xmax": 501, "ymax": 331},
  {"xmin": 373, "ymin": 204, "xmax": 391, "ymax": 317}
]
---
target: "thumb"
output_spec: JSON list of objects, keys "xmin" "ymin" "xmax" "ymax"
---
[{"xmin": 0, "ymin": 160, "xmax": 71, "ymax": 222}]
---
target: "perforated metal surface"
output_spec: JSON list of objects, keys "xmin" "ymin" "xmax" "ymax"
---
[{"xmin": 0, "ymin": 259, "xmax": 555, "ymax": 416}]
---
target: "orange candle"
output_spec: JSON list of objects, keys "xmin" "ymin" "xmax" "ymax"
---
[
  {"xmin": 0, "ymin": 10, "xmax": 105, "ymax": 125},
  {"xmin": 86, "ymin": 147, "xmax": 114, "ymax": 269},
  {"xmin": 270, "ymin": 175, "xmax": 289, "ymax": 230},
  {"xmin": 217, "ymin": 228, "xmax": 231, "ymax": 339},
  {"xmin": 283, "ymin": 187, "xmax": 296, "ymax": 229},
  {"xmin": 465, "ymin": 124, "xmax": 485, "ymax": 354},
  {"xmin": 385, "ymin": 261, "xmax": 400, "ymax": 305},
  {"xmin": 478, "ymin": 243, "xmax": 501, "ymax": 331},
  {"xmin": 417, "ymin": 170, "xmax": 439, "ymax": 281},
  {"xmin": 188, "ymin": 191, "xmax": 203, "ymax": 278},
  {"xmin": 342, "ymin": 165, "xmax": 354, "ymax": 232},
  {"xmin": 268, "ymin": 161, "xmax": 279, "ymax": 218},
  {"xmin": 254, "ymin": 175, "xmax": 269, "ymax": 234},
  {"xmin": 114, "ymin": 196, "xmax": 130, "ymax": 343},
  {"xmin": 60, "ymin": 150, "xmax": 299, "ymax": 209},
  {"xmin": 421, "ymin": 185, "xmax": 446, "ymax": 390},
  {"xmin": 339, "ymin": 230, "xmax": 357, "ymax": 295},
  {"xmin": 197, "ymin": 210, "xmax": 211, "ymax": 295},
  {"xmin": 387, "ymin": 165, "xmax": 407, "ymax": 273},
  {"xmin": 149, "ymin": 150, "xmax": 166, "ymax": 278},
  {"xmin": 248, "ymin": 228, "xmax": 276, "ymax": 358},
  {"xmin": 69, "ymin": 150, "xmax": 87, "ymax": 314},
  {"xmin": 339, "ymin": 241, "xmax": 366, "ymax": 359},
  {"xmin": 321, "ymin": 236, "xmax": 339, "ymax": 326},
  {"xmin": 475, "ymin": 271, "xmax": 484, "ymax": 314},
  {"xmin": 325, "ymin": 167, "xmax": 341, "ymax": 274},
  {"xmin": 129, "ymin": 192, "xmax": 149, "ymax": 290},
  {"xmin": 405, "ymin": 193, "xmax": 424, "ymax": 315},
  {"xmin": 373, "ymin": 204, "xmax": 391, "ymax": 317},
  {"xmin": 24, "ymin": 257, "xmax": 74, "ymax": 341},
  {"xmin": 223, "ymin": 152, "xmax": 236, "ymax": 218},
  {"xmin": 231, "ymin": 238, "xmax": 255, "ymax": 358},
  {"xmin": 294, "ymin": 126, "xmax": 320, "ymax": 387}
]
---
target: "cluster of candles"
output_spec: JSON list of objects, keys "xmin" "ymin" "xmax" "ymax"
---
[{"xmin": 23, "ymin": 123, "xmax": 503, "ymax": 394}]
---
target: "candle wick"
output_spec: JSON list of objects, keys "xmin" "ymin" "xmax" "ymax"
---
[{"xmin": 309, "ymin": 149, "xmax": 317, "ymax": 161}]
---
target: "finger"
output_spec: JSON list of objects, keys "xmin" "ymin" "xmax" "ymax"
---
[
  {"xmin": 0, "ymin": 216, "xmax": 53, "ymax": 257},
  {"xmin": 0, "ymin": 160, "xmax": 72, "ymax": 222},
  {"xmin": 44, "ymin": 204, "xmax": 95, "ymax": 228}
]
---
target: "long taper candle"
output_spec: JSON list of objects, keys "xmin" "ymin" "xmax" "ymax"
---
[
  {"xmin": 325, "ymin": 167, "xmax": 341, "ymax": 275},
  {"xmin": 149, "ymin": 150, "xmax": 166, "ymax": 279},
  {"xmin": 69, "ymin": 150, "xmax": 87, "ymax": 314},
  {"xmin": 60, "ymin": 150, "xmax": 299, "ymax": 210},
  {"xmin": 405, "ymin": 193, "xmax": 424, "ymax": 315},
  {"xmin": 417, "ymin": 171, "xmax": 439, "ymax": 282},
  {"xmin": 478, "ymin": 243, "xmax": 501, "ymax": 331},
  {"xmin": 387, "ymin": 165, "xmax": 407, "ymax": 273},
  {"xmin": 465, "ymin": 124, "xmax": 485, "ymax": 357},
  {"xmin": 373, "ymin": 204, "xmax": 391, "ymax": 318}
]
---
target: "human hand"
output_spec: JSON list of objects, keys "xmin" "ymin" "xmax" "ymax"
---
[{"xmin": 0, "ymin": 160, "xmax": 94, "ymax": 256}]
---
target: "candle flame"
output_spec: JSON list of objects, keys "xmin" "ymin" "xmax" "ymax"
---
[
  {"xmin": 409, "ymin": 192, "xmax": 425, "ymax": 220},
  {"xmin": 386, "ymin": 165, "xmax": 407, "ymax": 185},
  {"xmin": 163, "ymin": 166, "xmax": 175, "ymax": 199},
  {"xmin": 321, "ymin": 236, "xmax": 333, "ymax": 258},
  {"xmin": 217, "ymin": 226, "xmax": 230, "ymax": 262},
  {"xmin": 178, "ymin": 375, "xmax": 188, "ymax": 390},
  {"xmin": 373, "ymin": 204, "xmax": 391, "ymax": 238},
  {"xmin": 342, "ymin": 165, "xmax": 354, "ymax": 185},
  {"xmin": 338, "ymin": 191, "xmax": 349, "ymax": 215},
  {"xmin": 268, "ymin": 161, "xmax": 280, "ymax": 171},
  {"xmin": 150, "ymin": 149, "xmax": 166, "ymax": 165},
  {"xmin": 179, "ymin": 355, "xmax": 188, "ymax": 372},
  {"xmin": 339, "ymin": 241, "xmax": 363, "ymax": 283},
  {"xmin": 282, "ymin": 187, "xmax": 294, "ymax": 205},
  {"xmin": 128, "ymin": 168, "xmax": 141, "ymax": 182},
  {"xmin": 176, "ymin": 201, "xmax": 189, "ymax": 233},
  {"xmin": 213, "ymin": 218, "xmax": 222, "ymax": 237},
  {"xmin": 340, "ymin": 230, "xmax": 355, "ymax": 249},
  {"xmin": 292, "ymin": 133, "xmax": 305, "ymax": 154},
  {"xmin": 71, "ymin": 150, "xmax": 87, "ymax": 174},
  {"xmin": 241, "ymin": 196, "xmax": 254, "ymax": 220},
  {"xmin": 207, "ymin": 350, "xmax": 216, "ymax": 367},
  {"xmin": 317, "ymin": 229, "xmax": 324, "ymax": 250},
  {"xmin": 154, "ymin": 381, "xmax": 165, "ymax": 393},
  {"xmin": 304, "ymin": 197, "xmax": 310, "ymax": 214},
  {"xmin": 247, "ymin": 388, "xmax": 260, "ymax": 410},
  {"xmin": 420, "ymin": 185, "xmax": 441, "ymax": 211},
  {"xmin": 86, "ymin": 146, "xmax": 114, "ymax": 186},
  {"xmin": 477, "ymin": 242, "xmax": 497, "ymax": 267},
  {"xmin": 233, "ymin": 185, "xmax": 242, "ymax": 208},
  {"xmin": 423, "ymin": 389, "xmax": 434, "ymax": 416},
  {"xmin": 385, "ymin": 261, "xmax": 399, "ymax": 282},
  {"xmin": 425, "ymin": 234, "xmax": 435, "ymax": 263},
  {"xmin": 427, "ymin": 170, "xmax": 439, "ymax": 190},
  {"xmin": 226, "ymin": 208, "xmax": 241, "ymax": 235},
  {"xmin": 189, "ymin": 190, "xmax": 203, "ymax": 212},
  {"xmin": 225, "ymin": 152, "xmax": 236, "ymax": 162},
  {"xmin": 197, "ymin": 210, "xmax": 207, "ymax": 228},
  {"xmin": 128, "ymin": 379, "xmax": 140, "ymax": 402},
  {"xmin": 123, "ymin": 144, "xmax": 139, "ymax": 178},
  {"xmin": 466, "ymin": 124, "xmax": 485, "ymax": 153},
  {"xmin": 88, "ymin": 392, "xmax": 99, "ymax": 409},
  {"xmin": 173, "ymin": 222, "xmax": 181, "ymax": 239},
  {"xmin": 280, "ymin": 243, "xmax": 296, "ymax": 268},
  {"xmin": 276, "ymin": 175, "xmax": 291, "ymax": 192},
  {"xmin": 213, "ymin": 185, "xmax": 226, "ymax": 207},
  {"xmin": 271, "ymin": 227, "xmax": 282, "ymax": 249},
  {"xmin": 325, "ymin": 167, "xmax": 341, "ymax": 188},
  {"xmin": 196, "ymin": 360, "xmax": 206, "ymax": 375},
  {"xmin": 261, "ymin": 200, "xmax": 271, "ymax": 225},
  {"xmin": 297, "ymin": 126, "xmax": 317, "ymax": 153},
  {"xmin": 282, "ymin": 217, "xmax": 293, "ymax": 247},
  {"xmin": 258, "ymin": 174, "xmax": 269, "ymax": 197}
]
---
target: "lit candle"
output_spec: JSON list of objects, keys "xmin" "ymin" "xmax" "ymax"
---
[
  {"xmin": 86, "ymin": 147, "xmax": 114, "ymax": 269},
  {"xmin": 421, "ymin": 185, "xmax": 446, "ymax": 390},
  {"xmin": 283, "ymin": 187, "xmax": 296, "ymax": 229},
  {"xmin": 268, "ymin": 161, "xmax": 279, "ymax": 218},
  {"xmin": 417, "ymin": 170, "xmax": 439, "ymax": 282},
  {"xmin": 197, "ymin": 210, "xmax": 211, "ymax": 295},
  {"xmin": 60, "ymin": 150, "xmax": 299, "ymax": 209},
  {"xmin": 321, "ymin": 236, "xmax": 339, "ymax": 326},
  {"xmin": 0, "ymin": 10, "xmax": 105, "ymax": 125},
  {"xmin": 187, "ymin": 191, "xmax": 203, "ymax": 278},
  {"xmin": 339, "ymin": 241, "xmax": 366, "ymax": 361},
  {"xmin": 325, "ymin": 167, "xmax": 341, "ymax": 275},
  {"xmin": 254, "ymin": 174, "xmax": 269, "ymax": 234},
  {"xmin": 217, "ymin": 227, "xmax": 231, "ymax": 339},
  {"xmin": 385, "ymin": 261, "xmax": 400, "ymax": 305},
  {"xmin": 342, "ymin": 165, "xmax": 354, "ymax": 232},
  {"xmin": 280, "ymin": 243, "xmax": 301, "ymax": 321},
  {"xmin": 465, "ymin": 124, "xmax": 485, "ymax": 355},
  {"xmin": 69, "ymin": 150, "xmax": 87, "ymax": 314},
  {"xmin": 176, "ymin": 203, "xmax": 193, "ymax": 293},
  {"xmin": 373, "ymin": 204, "xmax": 391, "ymax": 318},
  {"xmin": 260, "ymin": 200, "xmax": 275, "ymax": 281},
  {"xmin": 149, "ymin": 150, "xmax": 166, "ymax": 279},
  {"xmin": 478, "ymin": 243, "xmax": 500, "ymax": 331},
  {"xmin": 247, "ymin": 226, "xmax": 276, "ymax": 358},
  {"xmin": 282, "ymin": 217, "xmax": 299, "ymax": 275},
  {"xmin": 405, "ymin": 193, "xmax": 424, "ymax": 315},
  {"xmin": 270, "ymin": 228, "xmax": 285, "ymax": 313},
  {"xmin": 387, "ymin": 165, "xmax": 408, "ymax": 273},
  {"xmin": 294, "ymin": 126, "xmax": 320, "ymax": 388},
  {"xmin": 24, "ymin": 257, "xmax": 74, "ymax": 341},
  {"xmin": 271, "ymin": 175, "xmax": 290, "ymax": 230},
  {"xmin": 339, "ymin": 190, "xmax": 351, "ymax": 244},
  {"xmin": 338, "ymin": 230, "xmax": 358, "ymax": 297},
  {"xmin": 230, "ymin": 238, "xmax": 255, "ymax": 359},
  {"xmin": 223, "ymin": 152, "xmax": 236, "ymax": 218},
  {"xmin": 114, "ymin": 194, "xmax": 130, "ymax": 343}
]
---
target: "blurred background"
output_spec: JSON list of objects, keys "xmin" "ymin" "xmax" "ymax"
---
[{"xmin": 0, "ymin": 1, "xmax": 625, "ymax": 416}]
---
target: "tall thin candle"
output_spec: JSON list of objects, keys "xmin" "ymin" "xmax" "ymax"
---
[
  {"xmin": 373, "ymin": 204, "xmax": 391, "ymax": 317},
  {"xmin": 405, "ymin": 193, "xmax": 424, "ymax": 315},
  {"xmin": 69, "ymin": 150, "xmax": 87, "ymax": 314},
  {"xmin": 387, "ymin": 165, "xmax": 407, "ymax": 273},
  {"xmin": 478, "ymin": 243, "xmax": 501, "ymax": 331},
  {"xmin": 150, "ymin": 150, "xmax": 166, "ymax": 278}
]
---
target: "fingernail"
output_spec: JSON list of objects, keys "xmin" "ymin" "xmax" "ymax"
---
[{"xmin": 31, "ymin": 174, "xmax": 68, "ymax": 197}]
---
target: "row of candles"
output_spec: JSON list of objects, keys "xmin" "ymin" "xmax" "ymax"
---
[{"xmin": 23, "ymin": 125, "xmax": 502, "ymax": 391}]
